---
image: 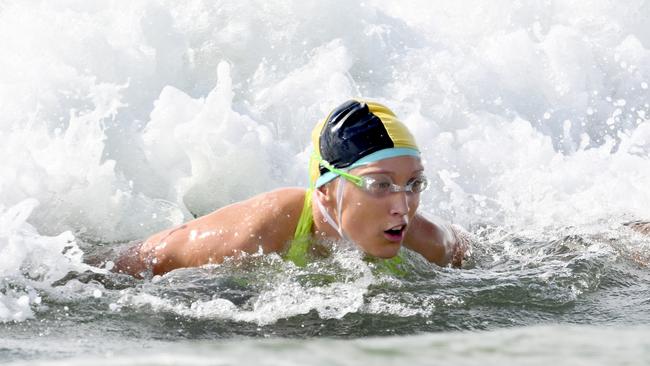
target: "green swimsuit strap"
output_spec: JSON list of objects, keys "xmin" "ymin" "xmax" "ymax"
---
[{"xmin": 285, "ymin": 188, "xmax": 313, "ymax": 267}]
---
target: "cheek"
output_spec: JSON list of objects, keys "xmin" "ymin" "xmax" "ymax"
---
[
  {"xmin": 346, "ymin": 193, "xmax": 420, "ymax": 220},
  {"xmin": 343, "ymin": 195, "xmax": 386, "ymax": 228},
  {"xmin": 409, "ymin": 195, "xmax": 420, "ymax": 214},
  {"xmin": 347, "ymin": 198, "xmax": 380, "ymax": 219}
]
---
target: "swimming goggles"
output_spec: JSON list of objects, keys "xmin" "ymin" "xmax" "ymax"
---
[{"xmin": 319, "ymin": 160, "xmax": 429, "ymax": 197}]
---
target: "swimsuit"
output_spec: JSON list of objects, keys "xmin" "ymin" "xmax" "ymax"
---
[{"xmin": 284, "ymin": 189, "xmax": 314, "ymax": 267}]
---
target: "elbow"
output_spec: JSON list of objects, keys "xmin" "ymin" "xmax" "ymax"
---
[
  {"xmin": 112, "ymin": 241, "xmax": 150, "ymax": 278},
  {"xmin": 112, "ymin": 238, "xmax": 178, "ymax": 278}
]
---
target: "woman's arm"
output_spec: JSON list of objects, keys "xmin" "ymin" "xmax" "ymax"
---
[
  {"xmin": 403, "ymin": 214, "xmax": 470, "ymax": 268},
  {"xmin": 113, "ymin": 188, "xmax": 306, "ymax": 277}
]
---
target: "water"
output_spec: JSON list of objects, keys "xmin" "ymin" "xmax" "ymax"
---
[{"xmin": 2, "ymin": 0, "xmax": 650, "ymax": 364}]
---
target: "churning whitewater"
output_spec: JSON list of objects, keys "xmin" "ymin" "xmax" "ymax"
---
[{"xmin": 1, "ymin": 0, "xmax": 650, "ymax": 364}]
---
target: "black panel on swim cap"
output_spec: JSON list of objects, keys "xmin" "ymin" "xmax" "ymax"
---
[{"xmin": 319, "ymin": 100, "xmax": 394, "ymax": 175}]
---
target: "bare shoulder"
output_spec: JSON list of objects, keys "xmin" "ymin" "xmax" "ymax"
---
[
  {"xmin": 245, "ymin": 187, "xmax": 306, "ymax": 215},
  {"xmin": 194, "ymin": 187, "xmax": 308, "ymax": 256},
  {"xmin": 404, "ymin": 214, "xmax": 449, "ymax": 265},
  {"xmin": 405, "ymin": 214, "xmax": 469, "ymax": 267},
  {"xmin": 191, "ymin": 186, "xmax": 307, "ymax": 253},
  {"xmin": 245, "ymin": 187, "xmax": 307, "ymax": 250}
]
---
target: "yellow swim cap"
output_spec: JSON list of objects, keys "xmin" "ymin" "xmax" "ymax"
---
[{"xmin": 309, "ymin": 99, "xmax": 420, "ymax": 187}]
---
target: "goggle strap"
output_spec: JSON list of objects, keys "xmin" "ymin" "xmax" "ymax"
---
[
  {"xmin": 336, "ymin": 178, "xmax": 349, "ymax": 240},
  {"xmin": 319, "ymin": 159, "xmax": 363, "ymax": 186},
  {"xmin": 314, "ymin": 189, "xmax": 349, "ymax": 241},
  {"xmin": 314, "ymin": 151, "xmax": 429, "ymax": 194}
]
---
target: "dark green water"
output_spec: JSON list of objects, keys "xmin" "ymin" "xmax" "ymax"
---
[{"xmin": 2, "ymin": 225, "xmax": 650, "ymax": 365}]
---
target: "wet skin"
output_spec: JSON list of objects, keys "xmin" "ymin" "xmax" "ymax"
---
[
  {"xmin": 114, "ymin": 156, "xmax": 466, "ymax": 277},
  {"xmin": 314, "ymin": 156, "xmax": 435, "ymax": 259}
]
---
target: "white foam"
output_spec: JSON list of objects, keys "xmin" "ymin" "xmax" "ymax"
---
[
  {"xmin": 114, "ymin": 250, "xmax": 376, "ymax": 325},
  {"xmin": 0, "ymin": 199, "xmax": 91, "ymax": 322},
  {"xmin": 1, "ymin": 1, "xmax": 648, "ymax": 233},
  {"xmin": 1, "ymin": 0, "xmax": 650, "ymax": 322}
]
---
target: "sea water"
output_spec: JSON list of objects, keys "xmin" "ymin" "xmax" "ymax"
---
[{"xmin": 1, "ymin": 1, "xmax": 650, "ymax": 365}]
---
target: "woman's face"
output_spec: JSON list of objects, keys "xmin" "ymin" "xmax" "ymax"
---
[{"xmin": 322, "ymin": 156, "xmax": 424, "ymax": 258}]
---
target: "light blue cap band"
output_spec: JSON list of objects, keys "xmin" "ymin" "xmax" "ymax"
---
[{"xmin": 315, "ymin": 147, "xmax": 420, "ymax": 188}]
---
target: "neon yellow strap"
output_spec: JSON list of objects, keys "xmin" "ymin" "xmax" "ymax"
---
[
  {"xmin": 318, "ymin": 159, "xmax": 363, "ymax": 186},
  {"xmin": 285, "ymin": 188, "xmax": 313, "ymax": 267}
]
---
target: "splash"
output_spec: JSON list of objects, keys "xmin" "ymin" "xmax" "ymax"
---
[
  {"xmin": 0, "ymin": 0, "xmax": 650, "ymax": 324},
  {"xmin": 112, "ymin": 249, "xmax": 378, "ymax": 326},
  {"xmin": 0, "ymin": 199, "xmax": 89, "ymax": 322}
]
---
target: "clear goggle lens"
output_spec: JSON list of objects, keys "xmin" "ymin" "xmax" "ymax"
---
[
  {"xmin": 319, "ymin": 159, "xmax": 428, "ymax": 197},
  {"xmin": 359, "ymin": 174, "xmax": 429, "ymax": 196}
]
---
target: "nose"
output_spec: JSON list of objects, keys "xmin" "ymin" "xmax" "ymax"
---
[{"xmin": 389, "ymin": 191, "xmax": 409, "ymax": 216}]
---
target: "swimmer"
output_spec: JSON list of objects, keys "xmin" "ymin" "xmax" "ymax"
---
[{"xmin": 114, "ymin": 100, "xmax": 470, "ymax": 277}]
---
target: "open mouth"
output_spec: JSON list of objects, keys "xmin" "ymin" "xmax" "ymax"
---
[{"xmin": 383, "ymin": 224, "xmax": 406, "ymax": 242}]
